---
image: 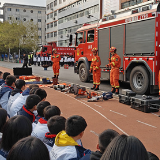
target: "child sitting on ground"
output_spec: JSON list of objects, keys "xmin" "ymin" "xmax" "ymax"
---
[
  {"xmin": 17, "ymin": 94, "xmax": 41, "ymax": 123},
  {"xmin": 32, "ymin": 105, "xmax": 61, "ymax": 141},
  {"xmin": 0, "ymin": 71, "xmax": 3, "ymax": 86},
  {"xmin": 10, "ymin": 84, "xmax": 39, "ymax": 117},
  {"xmin": 50, "ymin": 115, "xmax": 90, "ymax": 160},
  {"xmin": 80, "ymin": 129, "xmax": 119, "ymax": 160},
  {"xmin": 0, "ymin": 75, "xmax": 16, "ymax": 111},
  {"xmin": 43, "ymin": 115, "xmax": 66, "ymax": 152},
  {"xmin": 33, "ymin": 101, "xmax": 51, "ymax": 129},
  {"xmin": 0, "ymin": 72, "xmax": 10, "ymax": 88},
  {"xmin": 7, "ymin": 79, "xmax": 25, "ymax": 115},
  {"xmin": 34, "ymin": 88, "xmax": 47, "ymax": 101}
]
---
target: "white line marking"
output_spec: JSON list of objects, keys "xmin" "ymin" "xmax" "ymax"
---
[
  {"xmin": 137, "ymin": 120, "xmax": 157, "ymax": 128},
  {"xmin": 94, "ymin": 104, "xmax": 102, "ymax": 108},
  {"xmin": 90, "ymin": 130, "xmax": 99, "ymax": 136},
  {"xmin": 151, "ymin": 113, "xmax": 159, "ymax": 117},
  {"xmin": 110, "ymin": 110, "xmax": 127, "ymax": 117},
  {"xmin": 61, "ymin": 92, "xmax": 128, "ymax": 135}
]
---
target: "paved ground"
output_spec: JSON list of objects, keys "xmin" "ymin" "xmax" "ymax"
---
[{"xmin": 0, "ymin": 63, "xmax": 160, "ymax": 158}]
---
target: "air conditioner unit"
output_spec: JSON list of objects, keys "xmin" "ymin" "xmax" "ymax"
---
[
  {"xmin": 52, "ymin": 17, "xmax": 55, "ymax": 20},
  {"xmin": 60, "ymin": 35, "xmax": 63, "ymax": 38},
  {"xmin": 66, "ymin": 34, "xmax": 69, "ymax": 37},
  {"xmin": 74, "ymin": 20, "xmax": 77, "ymax": 23}
]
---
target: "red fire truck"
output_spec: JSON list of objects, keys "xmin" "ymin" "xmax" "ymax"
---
[
  {"xmin": 37, "ymin": 43, "xmax": 75, "ymax": 57},
  {"xmin": 74, "ymin": 1, "xmax": 160, "ymax": 94}
]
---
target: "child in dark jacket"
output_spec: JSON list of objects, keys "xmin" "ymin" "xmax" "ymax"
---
[
  {"xmin": 0, "ymin": 75, "xmax": 16, "ymax": 111},
  {"xmin": 81, "ymin": 129, "xmax": 119, "ymax": 160},
  {"xmin": 17, "ymin": 94, "xmax": 41, "ymax": 123},
  {"xmin": 0, "ymin": 72, "xmax": 10, "ymax": 87},
  {"xmin": 43, "ymin": 115, "xmax": 66, "ymax": 152}
]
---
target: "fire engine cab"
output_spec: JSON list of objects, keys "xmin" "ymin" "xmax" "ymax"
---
[{"xmin": 74, "ymin": 0, "xmax": 160, "ymax": 95}]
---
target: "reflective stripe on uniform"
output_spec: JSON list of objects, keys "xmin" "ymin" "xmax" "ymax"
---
[
  {"xmin": 115, "ymin": 86, "xmax": 119, "ymax": 88},
  {"xmin": 112, "ymin": 62, "xmax": 115, "ymax": 66},
  {"xmin": 95, "ymin": 66, "xmax": 99, "ymax": 69}
]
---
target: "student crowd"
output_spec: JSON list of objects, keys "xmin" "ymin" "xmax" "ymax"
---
[{"xmin": 0, "ymin": 71, "xmax": 159, "ymax": 160}]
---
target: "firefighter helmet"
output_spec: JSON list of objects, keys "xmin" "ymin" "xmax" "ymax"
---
[
  {"xmin": 91, "ymin": 47, "xmax": 98, "ymax": 52},
  {"xmin": 52, "ymin": 48, "xmax": 57, "ymax": 52},
  {"xmin": 110, "ymin": 47, "xmax": 116, "ymax": 52}
]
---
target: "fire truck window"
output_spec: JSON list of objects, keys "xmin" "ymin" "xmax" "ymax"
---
[
  {"xmin": 76, "ymin": 32, "xmax": 83, "ymax": 46},
  {"xmin": 42, "ymin": 47, "xmax": 47, "ymax": 52},
  {"xmin": 87, "ymin": 30, "xmax": 94, "ymax": 42},
  {"xmin": 84, "ymin": 31, "xmax": 86, "ymax": 43}
]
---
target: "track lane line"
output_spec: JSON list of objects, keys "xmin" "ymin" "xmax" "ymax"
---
[
  {"xmin": 137, "ymin": 120, "xmax": 157, "ymax": 128},
  {"xmin": 110, "ymin": 110, "xmax": 127, "ymax": 117}
]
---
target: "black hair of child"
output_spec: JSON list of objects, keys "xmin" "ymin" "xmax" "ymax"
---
[
  {"xmin": 7, "ymin": 136, "xmax": 50, "ymax": 160},
  {"xmin": 34, "ymin": 88, "xmax": 47, "ymax": 101},
  {"xmin": 37, "ymin": 101, "xmax": 51, "ymax": 117},
  {"xmin": 148, "ymin": 152, "xmax": 159, "ymax": 160},
  {"xmin": 65, "ymin": 115, "xmax": 87, "ymax": 137},
  {"xmin": 47, "ymin": 115, "xmax": 66, "ymax": 134},
  {"xmin": 44, "ymin": 105, "xmax": 61, "ymax": 120},
  {"xmin": 0, "ymin": 108, "xmax": 8, "ymax": 132},
  {"xmin": 3, "ymin": 72, "xmax": 10, "ymax": 80},
  {"xmin": 0, "ymin": 71, "xmax": 3, "ymax": 76},
  {"xmin": 15, "ymin": 79, "xmax": 25, "ymax": 90},
  {"xmin": 25, "ymin": 95, "xmax": 41, "ymax": 110},
  {"xmin": 29, "ymin": 87, "xmax": 39, "ymax": 95},
  {"xmin": 1, "ymin": 115, "xmax": 32, "ymax": 152},
  {"xmin": 101, "ymin": 134, "xmax": 149, "ymax": 160},
  {"xmin": 99, "ymin": 129, "xmax": 119, "ymax": 153},
  {"xmin": 6, "ymin": 75, "xmax": 16, "ymax": 86},
  {"xmin": 28, "ymin": 84, "xmax": 39, "ymax": 90}
]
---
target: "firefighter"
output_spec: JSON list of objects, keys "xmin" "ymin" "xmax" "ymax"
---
[
  {"xmin": 106, "ymin": 47, "xmax": 121, "ymax": 94},
  {"xmin": 89, "ymin": 48, "xmax": 101, "ymax": 91},
  {"xmin": 51, "ymin": 48, "xmax": 61, "ymax": 79}
]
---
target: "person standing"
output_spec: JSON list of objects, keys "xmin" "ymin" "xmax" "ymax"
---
[
  {"xmin": 51, "ymin": 48, "xmax": 61, "ymax": 79},
  {"xmin": 28, "ymin": 53, "xmax": 31, "ymax": 66},
  {"xmin": 22, "ymin": 53, "xmax": 28, "ymax": 68},
  {"xmin": 89, "ymin": 48, "xmax": 101, "ymax": 91},
  {"xmin": 106, "ymin": 47, "xmax": 121, "ymax": 94}
]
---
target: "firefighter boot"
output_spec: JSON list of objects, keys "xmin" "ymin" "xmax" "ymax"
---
[
  {"xmin": 91, "ymin": 85, "xmax": 96, "ymax": 90},
  {"xmin": 94, "ymin": 85, "xmax": 99, "ymax": 91},
  {"xmin": 111, "ymin": 87, "xmax": 115, "ymax": 93},
  {"xmin": 115, "ymin": 88, "xmax": 119, "ymax": 94}
]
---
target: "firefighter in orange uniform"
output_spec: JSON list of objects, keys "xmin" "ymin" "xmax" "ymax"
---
[
  {"xmin": 89, "ymin": 48, "xmax": 101, "ymax": 91},
  {"xmin": 107, "ymin": 47, "xmax": 121, "ymax": 94},
  {"xmin": 51, "ymin": 48, "xmax": 61, "ymax": 79}
]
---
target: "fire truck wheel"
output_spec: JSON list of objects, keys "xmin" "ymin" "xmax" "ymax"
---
[
  {"xmin": 79, "ymin": 63, "xmax": 89, "ymax": 82},
  {"xmin": 130, "ymin": 66, "xmax": 149, "ymax": 95}
]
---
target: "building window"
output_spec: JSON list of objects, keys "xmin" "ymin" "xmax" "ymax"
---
[
  {"xmin": 54, "ymin": 0, "xmax": 57, "ymax": 6},
  {"xmin": 16, "ymin": 9, "xmax": 19, "ymax": 12},
  {"xmin": 16, "ymin": 17, "xmax": 20, "ymax": 20},
  {"xmin": 23, "ymin": 18, "xmax": 26, "ymax": 21},
  {"xmin": 50, "ymin": 2, "xmax": 53, "ymax": 8},
  {"xmin": 50, "ymin": 23, "xmax": 53, "ymax": 28},
  {"xmin": 38, "ymin": 11, "xmax": 41, "ymax": 14},
  {"xmin": 54, "ymin": 32, "xmax": 57, "ymax": 37},
  {"xmin": 23, "ymin": 9, "xmax": 26, "ymax": 12},
  {"xmin": 47, "ymin": 24, "xmax": 49, "ymax": 29},
  {"xmin": 8, "ymin": 17, "xmax": 12, "ymax": 20},
  {"xmin": 47, "ymin": 14, "xmax": 49, "ymax": 19},
  {"xmin": 38, "ymin": 28, "xmax": 41, "ymax": 31},
  {"xmin": 30, "ymin": 19, "xmax": 33, "ymax": 21},
  {"xmin": 51, "ymin": 32, "xmax": 53, "ymax": 37},
  {"xmin": 54, "ymin": 11, "xmax": 57, "ymax": 17},
  {"xmin": 59, "ymin": 0, "xmax": 62, "ymax": 4},
  {"xmin": 38, "ymin": 19, "xmax": 41, "ymax": 22},
  {"xmin": 54, "ymin": 21, "xmax": 57, "ymax": 27},
  {"xmin": 121, "ymin": 0, "xmax": 143, "ymax": 9},
  {"xmin": 50, "ymin": 13, "xmax": 53, "ymax": 18},
  {"xmin": 30, "ymin": 10, "xmax": 33, "ymax": 13},
  {"xmin": 47, "ymin": 4, "xmax": 50, "ymax": 10},
  {"xmin": 47, "ymin": 33, "xmax": 49, "ymax": 38},
  {"xmin": 38, "ymin": 36, "xmax": 41, "ymax": 39},
  {"xmin": 7, "ymin": 8, "xmax": 11, "ymax": 11}
]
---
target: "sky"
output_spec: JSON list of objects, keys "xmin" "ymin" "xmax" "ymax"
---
[{"xmin": 0, "ymin": 0, "xmax": 46, "ymax": 7}]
